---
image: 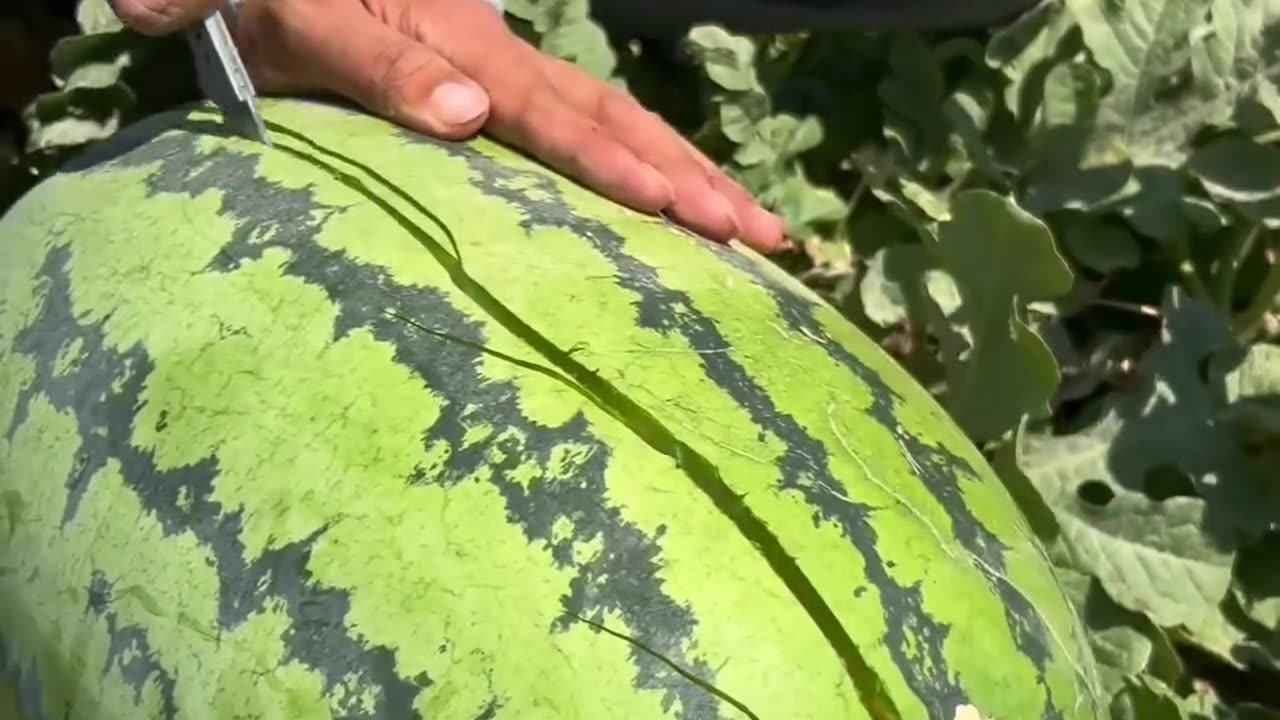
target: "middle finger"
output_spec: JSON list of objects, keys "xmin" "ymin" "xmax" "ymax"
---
[{"xmin": 541, "ymin": 56, "xmax": 789, "ymax": 252}]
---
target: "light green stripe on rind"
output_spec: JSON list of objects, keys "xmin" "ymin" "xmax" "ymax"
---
[
  {"xmin": 262, "ymin": 100, "xmax": 1102, "ymax": 717},
  {"xmin": 1, "ymin": 106, "xmax": 857, "ymax": 719},
  {"xmin": 790, "ymin": 267, "xmax": 1103, "ymax": 717},
  {"xmin": 7, "ymin": 396, "xmax": 331, "ymax": 719},
  {"xmin": 0, "ymin": 97, "xmax": 1103, "ymax": 720},
  {"xmin": 260, "ymin": 110, "xmax": 906, "ymax": 717}
]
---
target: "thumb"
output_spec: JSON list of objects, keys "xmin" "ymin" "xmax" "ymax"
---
[
  {"xmin": 109, "ymin": 0, "xmax": 225, "ymax": 35},
  {"xmin": 240, "ymin": 1, "xmax": 491, "ymax": 140}
]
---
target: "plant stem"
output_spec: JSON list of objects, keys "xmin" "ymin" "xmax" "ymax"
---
[
  {"xmin": 1090, "ymin": 298, "xmax": 1162, "ymax": 318},
  {"xmin": 1173, "ymin": 232, "xmax": 1212, "ymax": 300},
  {"xmin": 1234, "ymin": 243, "xmax": 1280, "ymax": 340},
  {"xmin": 1214, "ymin": 223, "xmax": 1260, "ymax": 311},
  {"xmin": 1179, "ymin": 261, "xmax": 1212, "ymax": 300}
]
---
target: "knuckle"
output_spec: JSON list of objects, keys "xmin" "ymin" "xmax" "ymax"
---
[
  {"xmin": 483, "ymin": 66, "xmax": 541, "ymax": 126},
  {"xmin": 597, "ymin": 84, "xmax": 648, "ymax": 123},
  {"xmin": 543, "ymin": 114, "xmax": 591, "ymax": 152},
  {"xmin": 369, "ymin": 44, "xmax": 433, "ymax": 115},
  {"xmin": 596, "ymin": 84, "xmax": 632, "ymax": 112}
]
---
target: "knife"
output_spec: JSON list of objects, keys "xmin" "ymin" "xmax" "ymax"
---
[{"xmin": 183, "ymin": 2, "xmax": 272, "ymax": 146}]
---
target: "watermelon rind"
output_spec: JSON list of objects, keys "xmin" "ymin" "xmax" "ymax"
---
[{"xmin": 0, "ymin": 98, "xmax": 1104, "ymax": 720}]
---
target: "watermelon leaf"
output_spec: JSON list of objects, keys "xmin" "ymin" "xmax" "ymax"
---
[
  {"xmin": 1108, "ymin": 674, "xmax": 1190, "ymax": 720},
  {"xmin": 500, "ymin": 0, "xmax": 619, "ymax": 79},
  {"xmin": 1019, "ymin": 290, "xmax": 1280, "ymax": 643},
  {"xmin": 1054, "ymin": 562, "xmax": 1185, "ymax": 696},
  {"xmin": 74, "ymin": 0, "xmax": 123, "ymax": 34},
  {"xmin": 1066, "ymin": 0, "xmax": 1261, "ymax": 169},
  {"xmin": 930, "ymin": 188, "xmax": 1074, "ymax": 441}
]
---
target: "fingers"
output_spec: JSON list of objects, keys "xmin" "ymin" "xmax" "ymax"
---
[
  {"xmin": 109, "ymin": 0, "xmax": 224, "ymax": 35},
  {"xmin": 230, "ymin": 0, "xmax": 783, "ymax": 252},
  {"xmin": 486, "ymin": 78, "xmax": 676, "ymax": 214},
  {"xmin": 393, "ymin": 0, "xmax": 675, "ymax": 213},
  {"xmin": 315, "ymin": 20, "xmax": 491, "ymax": 139},
  {"xmin": 588, "ymin": 82, "xmax": 744, "ymax": 244},
  {"xmin": 237, "ymin": 0, "xmax": 490, "ymax": 140},
  {"xmin": 568, "ymin": 65, "xmax": 790, "ymax": 252}
]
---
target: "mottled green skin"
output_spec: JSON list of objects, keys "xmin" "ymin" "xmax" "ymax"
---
[{"xmin": 0, "ymin": 98, "xmax": 1103, "ymax": 720}]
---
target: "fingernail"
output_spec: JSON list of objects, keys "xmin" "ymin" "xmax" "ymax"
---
[
  {"xmin": 749, "ymin": 204, "xmax": 785, "ymax": 234},
  {"xmin": 639, "ymin": 163, "xmax": 675, "ymax": 204},
  {"xmin": 711, "ymin": 193, "xmax": 739, "ymax": 237},
  {"xmin": 765, "ymin": 220, "xmax": 797, "ymax": 253},
  {"xmin": 427, "ymin": 82, "xmax": 488, "ymax": 126}
]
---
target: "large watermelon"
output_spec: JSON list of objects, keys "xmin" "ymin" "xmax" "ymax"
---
[{"xmin": 0, "ymin": 97, "xmax": 1103, "ymax": 720}]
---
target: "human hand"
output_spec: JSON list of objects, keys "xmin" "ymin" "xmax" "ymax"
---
[{"xmin": 108, "ymin": 0, "xmax": 792, "ymax": 253}]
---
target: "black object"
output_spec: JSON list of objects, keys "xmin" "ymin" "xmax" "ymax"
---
[
  {"xmin": 34, "ymin": 0, "xmax": 1042, "ymax": 35},
  {"xmin": 31, "ymin": 0, "xmax": 79, "ymax": 22},
  {"xmin": 589, "ymin": 0, "xmax": 1043, "ymax": 37}
]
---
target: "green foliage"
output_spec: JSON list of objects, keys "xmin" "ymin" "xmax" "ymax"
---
[
  {"xmin": 932, "ymin": 189, "xmax": 1073, "ymax": 440},
  {"xmin": 513, "ymin": 2, "xmax": 1280, "ymax": 717},
  {"xmin": 4, "ymin": 0, "xmax": 1280, "ymax": 716},
  {"xmin": 13, "ymin": 0, "xmax": 197, "ymax": 182}
]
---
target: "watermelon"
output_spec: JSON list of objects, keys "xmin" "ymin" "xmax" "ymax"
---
[{"xmin": 0, "ymin": 97, "xmax": 1104, "ymax": 720}]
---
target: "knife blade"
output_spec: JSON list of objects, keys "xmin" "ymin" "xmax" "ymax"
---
[{"xmin": 183, "ymin": 5, "xmax": 271, "ymax": 146}]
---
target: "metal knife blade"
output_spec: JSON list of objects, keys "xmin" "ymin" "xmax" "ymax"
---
[{"xmin": 184, "ymin": 8, "xmax": 271, "ymax": 145}]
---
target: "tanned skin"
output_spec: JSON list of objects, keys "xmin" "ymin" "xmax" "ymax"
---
[
  {"xmin": 107, "ymin": 0, "xmax": 792, "ymax": 253},
  {"xmin": 104, "ymin": 0, "xmax": 1039, "ymax": 253}
]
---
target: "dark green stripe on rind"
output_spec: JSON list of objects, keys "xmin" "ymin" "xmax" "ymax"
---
[
  {"xmin": 9, "ymin": 241, "xmax": 426, "ymax": 718},
  {"xmin": 434, "ymin": 141, "xmax": 972, "ymax": 716},
  {"xmin": 707, "ymin": 244, "xmax": 1075, "ymax": 718},
  {"xmin": 392, "ymin": 120, "xmax": 1097, "ymax": 718},
  {"xmin": 4, "ymin": 126, "xmax": 743, "ymax": 717},
  {"xmin": 0, "ymin": 97, "xmax": 1101, "ymax": 720},
  {"xmin": 179, "ymin": 133, "xmax": 732, "ymax": 718},
  {"xmin": 2, "ymin": 108, "xmax": 856, "ymax": 718},
  {"xmin": 87, "ymin": 572, "xmax": 181, "ymax": 719},
  {"xmin": 271, "ymin": 121, "xmax": 900, "ymax": 719}
]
